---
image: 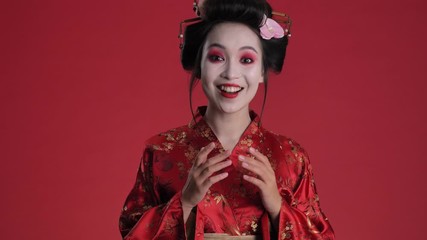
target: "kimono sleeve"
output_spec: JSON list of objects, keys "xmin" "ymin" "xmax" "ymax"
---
[
  {"xmin": 263, "ymin": 144, "xmax": 335, "ymax": 240},
  {"xmin": 119, "ymin": 147, "xmax": 186, "ymax": 240}
]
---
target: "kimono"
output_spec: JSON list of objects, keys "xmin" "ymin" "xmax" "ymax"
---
[{"xmin": 119, "ymin": 107, "xmax": 334, "ymax": 240}]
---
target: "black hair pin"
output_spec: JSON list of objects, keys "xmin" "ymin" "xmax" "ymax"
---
[
  {"xmin": 178, "ymin": 17, "xmax": 202, "ymax": 49},
  {"xmin": 271, "ymin": 11, "xmax": 292, "ymax": 37}
]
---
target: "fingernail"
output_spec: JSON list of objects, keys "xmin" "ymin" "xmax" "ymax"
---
[
  {"xmin": 238, "ymin": 155, "xmax": 245, "ymax": 161},
  {"xmin": 249, "ymin": 147, "xmax": 256, "ymax": 153},
  {"xmin": 242, "ymin": 162, "xmax": 249, "ymax": 167}
]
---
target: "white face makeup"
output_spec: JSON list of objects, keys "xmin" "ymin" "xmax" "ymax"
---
[{"xmin": 200, "ymin": 22, "xmax": 264, "ymax": 115}]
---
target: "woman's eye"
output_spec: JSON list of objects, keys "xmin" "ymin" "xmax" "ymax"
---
[
  {"xmin": 208, "ymin": 55, "xmax": 224, "ymax": 62},
  {"xmin": 241, "ymin": 57, "xmax": 254, "ymax": 64}
]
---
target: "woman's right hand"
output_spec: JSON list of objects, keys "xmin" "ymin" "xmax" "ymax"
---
[{"xmin": 181, "ymin": 142, "xmax": 232, "ymax": 212}]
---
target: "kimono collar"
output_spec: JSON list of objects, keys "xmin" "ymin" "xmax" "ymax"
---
[{"xmin": 188, "ymin": 106, "xmax": 262, "ymax": 142}]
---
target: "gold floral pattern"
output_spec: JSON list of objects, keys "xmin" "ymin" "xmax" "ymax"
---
[{"xmin": 119, "ymin": 107, "xmax": 334, "ymax": 240}]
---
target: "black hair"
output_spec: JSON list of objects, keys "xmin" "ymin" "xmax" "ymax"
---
[{"xmin": 180, "ymin": 0, "xmax": 289, "ymax": 121}]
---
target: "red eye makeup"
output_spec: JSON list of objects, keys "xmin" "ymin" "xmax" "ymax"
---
[
  {"xmin": 207, "ymin": 49, "xmax": 225, "ymax": 63},
  {"xmin": 240, "ymin": 52, "xmax": 257, "ymax": 64}
]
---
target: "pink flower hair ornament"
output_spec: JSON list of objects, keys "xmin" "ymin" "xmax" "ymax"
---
[
  {"xmin": 260, "ymin": 15, "xmax": 286, "ymax": 40},
  {"xmin": 179, "ymin": 2, "xmax": 292, "ymax": 49},
  {"xmin": 192, "ymin": 1, "xmax": 291, "ymax": 40}
]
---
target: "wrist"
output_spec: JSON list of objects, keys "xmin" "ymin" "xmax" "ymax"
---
[
  {"xmin": 180, "ymin": 195, "xmax": 195, "ymax": 210},
  {"xmin": 267, "ymin": 196, "xmax": 281, "ymax": 232},
  {"xmin": 267, "ymin": 195, "xmax": 282, "ymax": 218}
]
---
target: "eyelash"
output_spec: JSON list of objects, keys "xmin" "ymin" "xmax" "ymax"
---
[
  {"xmin": 240, "ymin": 57, "xmax": 254, "ymax": 64},
  {"xmin": 207, "ymin": 54, "xmax": 255, "ymax": 64},
  {"xmin": 208, "ymin": 54, "xmax": 225, "ymax": 62}
]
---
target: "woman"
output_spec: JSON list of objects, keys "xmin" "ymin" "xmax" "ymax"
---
[{"xmin": 119, "ymin": 0, "xmax": 334, "ymax": 239}]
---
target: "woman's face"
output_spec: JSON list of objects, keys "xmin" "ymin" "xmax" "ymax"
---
[{"xmin": 200, "ymin": 22, "xmax": 264, "ymax": 115}]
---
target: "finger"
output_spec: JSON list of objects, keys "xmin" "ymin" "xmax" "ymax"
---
[
  {"xmin": 239, "ymin": 154, "xmax": 275, "ymax": 181},
  {"xmin": 204, "ymin": 172, "xmax": 229, "ymax": 187},
  {"xmin": 248, "ymin": 147, "xmax": 270, "ymax": 165},
  {"xmin": 248, "ymin": 148, "xmax": 274, "ymax": 172},
  {"xmin": 243, "ymin": 174, "xmax": 264, "ymax": 188},
  {"xmin": 238, "ymin": 155, "xmax": 267, "ymax": 171},
  {"xmin": 195, "ymin": 142, "xmax": 216, "ymax": 166},
  {"xmin": 203, "ymin": 149, "xmax": 231, "ymax": 167},
  {"xmin": 194, "ymin": 149, "xmax": 230, "ymax": 178},
  {"xmin": 199, "ymin": 159, "xmax": 232, "ymax": 179},
  {"xmin": 239, "ymin": 156, "xmax": 269, "ymax": 181}
]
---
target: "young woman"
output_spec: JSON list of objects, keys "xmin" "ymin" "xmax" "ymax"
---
[{"xmin": 119, "ymin": 0, "xmax": 334, "ymax": 239}]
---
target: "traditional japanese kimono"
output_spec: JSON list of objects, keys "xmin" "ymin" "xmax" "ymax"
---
[{"xmin": 119, "ymin": 107, "xmax": 334, "ymax": 240}]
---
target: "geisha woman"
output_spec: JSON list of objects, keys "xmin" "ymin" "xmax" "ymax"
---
[{"xmin": 119, "ymin": 0, "xmax": 335, "ymax": 239}]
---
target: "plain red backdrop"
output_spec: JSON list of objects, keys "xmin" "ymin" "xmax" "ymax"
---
[{"xmin": 1, "ymin": 0, "xmax": 426, "ymax": 239}]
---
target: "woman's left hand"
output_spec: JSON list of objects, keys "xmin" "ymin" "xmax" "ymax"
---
[{"xmin": 239, "ymin": 147, "xmax": 282, "ymax": 226}]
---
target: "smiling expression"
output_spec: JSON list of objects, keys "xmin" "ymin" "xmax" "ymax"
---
[{"xmin": 200, "ymin": 22, "xmax": 264, "ymax": 115}]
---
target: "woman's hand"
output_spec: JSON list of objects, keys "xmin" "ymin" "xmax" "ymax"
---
[
  {"xmin": 239, "ymin": 147, "xmax": 282, "ymax": 230},
  {"xmin": 181, "ymin": 142, "xmax": 231, "ymax": 221}
]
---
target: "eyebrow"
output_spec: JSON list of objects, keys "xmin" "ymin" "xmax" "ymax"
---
[{"xmin": 207, "ymin": 43, "xmax": 259, "ymax": 54}]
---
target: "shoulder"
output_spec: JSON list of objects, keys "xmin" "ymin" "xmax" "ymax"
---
[
  {"xmin": 261, "ymin": 128, "xmax": 311, "ymax": 173},
  {"xmin": 261, "ymin": 129, "xmax": 313, "ymax": 190},
  {"xmin": 143, "ymin": 124, "xmax": 193, "ymax": 152},
  {"xmin": 262, "ymin": 128, "xmax": 308, "ymax": 157}
]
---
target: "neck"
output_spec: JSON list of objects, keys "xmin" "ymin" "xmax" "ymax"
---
[{"xmin": 204, "ymin": 106, "xmax": 252, "ymax": 150}]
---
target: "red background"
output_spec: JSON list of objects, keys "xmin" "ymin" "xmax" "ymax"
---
[{"xmin": 1, "ymin": 0, "xmax": 426, "ymax": 239}]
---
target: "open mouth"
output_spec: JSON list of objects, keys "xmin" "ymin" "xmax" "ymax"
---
[
  {"xmin": 217, "ymin": 84, "xmax": 244, "ymax": 93},
  {"xmin": 216, "ymin": 84, "xmax": 244, "ymax": 99}
]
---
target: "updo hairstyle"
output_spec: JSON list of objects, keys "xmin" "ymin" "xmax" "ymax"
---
[
  {"xmin": 180, "ymin": 0, "xmax": 290, "ymax": 118},
  {"xmin": 181, "ymin": 0, "xmax": 288, "ymax": 78}
]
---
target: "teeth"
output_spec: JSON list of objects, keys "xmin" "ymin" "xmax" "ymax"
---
[{"xmin": 220, "ymin": 85, "xmax": 242, "ymax": 93}]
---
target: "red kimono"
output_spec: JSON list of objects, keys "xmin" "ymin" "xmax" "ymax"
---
[{"xmin": 119, "ymin": 107, "xmax": 334, "ymax": 239}]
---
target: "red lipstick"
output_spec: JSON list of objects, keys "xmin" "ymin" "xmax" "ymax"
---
[{"xmin": 217, "ymin": 84, "xmax": 243, "ymax": 99}]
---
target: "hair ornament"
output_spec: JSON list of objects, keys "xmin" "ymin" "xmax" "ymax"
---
[
  {"xmin": 260, "ymin": 15, "xmax": 285, "ymax": 40},
  {"xmin": 266, "ymin": 11, "xmax": 292, "ymax": 38},
  {"xmin": 179, "ymin": 1, "xmax": 292, "ymax": 48},
  {"xmin": 193, "ymin": 0, "xmax": 205, "ymax": 17},
  {"xmin": 178, "ymin": 17, "xmax": 202, "ymax": 49}
]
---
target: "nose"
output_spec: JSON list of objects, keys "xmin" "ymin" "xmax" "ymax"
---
[{"xmin": 220, "ymin": 59, "xmax": 240, "ymax": 80}]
